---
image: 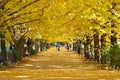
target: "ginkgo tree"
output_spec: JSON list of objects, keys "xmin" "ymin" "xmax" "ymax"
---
[
  {"xmin": 43, "ymin": 0, "xmax": 120, "ymax": 64},
  {"xmin": 0, "ymin": 0, "xmax": 52, "ymax": 63},
  {"xmin": 0, "ymin": 0, "xmax": 120, "ymax": 67}
]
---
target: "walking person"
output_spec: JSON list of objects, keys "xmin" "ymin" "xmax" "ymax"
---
[
  {"xmin": 55, "ymin": 43, "xmax": 57, "ymax": 48},
  {"xmin": 69, "ymin": 44, "xmax": 71, "ymax": 51},
  {"xmin": 65, "ymin": 43, "xmax": 69, "ymax": 51},
  {"xmin": 57, "ymin": 43, "xmax": 61, "ymax": 51},
  {"xmin": 66, "ymin": 43, "xmax": 69, "ymax": 51}
]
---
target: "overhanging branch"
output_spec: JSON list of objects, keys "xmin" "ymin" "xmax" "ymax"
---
[
  {"xmin": 12, "ymin": 18, "xmax": 41, "ymax": 27},
  {"xmin": 8, "ymin": 0, "xmax": 39, "ymax": 16},
  {"xmin": 0, "ymin": 0, "xmax": 11, "ymax": 9}
]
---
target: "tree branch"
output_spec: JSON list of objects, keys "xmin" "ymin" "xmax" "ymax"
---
[
  {"xmin": 3, "ymin": 1, "xmax": 51, "ymax": 26},
  {"xmin": 12, "ymin": 19, "xmax": 41, "ymax": 27},
  {"xmin": 0, "ymin": 0, "xmax": 11, "ymax": 9},
  {"xmin": 8, "ymin": 0, "xmax": 39, "ymax": 16}
]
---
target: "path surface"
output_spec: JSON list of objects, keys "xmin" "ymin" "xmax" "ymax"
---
[{"xmin": 0, "ymin": 47, "xmax": 120, "ymax": 80}]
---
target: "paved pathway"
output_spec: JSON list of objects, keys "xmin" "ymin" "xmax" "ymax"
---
[{"xmin": 0, "ymin": 47, "xmax": 120, "ymax": 80}]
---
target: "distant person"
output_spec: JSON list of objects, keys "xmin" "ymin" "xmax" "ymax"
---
[
  {"xmin": 77, "ymin": 44, "xmax": 80, "ymax": 54},
  {"xmin": 66, "ymin": 43, "xmax": 70, "ymax": 51},
  {"xmin": 57, "ymin": 43, "xmax": 61, "ymax": 51},
  {"xmin": 55, "ymin": 43, "xmax": 57, "ymax": 48},
  {"xmin": 65, "ymin": 43, "xmax": 70, "ymax": 51},
  {"xmin": 69, "ymin": 44, "xmax": 71, "ymax": 50}
]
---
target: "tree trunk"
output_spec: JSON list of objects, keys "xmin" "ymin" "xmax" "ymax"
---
[
  {"xmin": 0, "ymin": 34, "xmax": 7, "ymax": 65},
  {"xmin": 35, "ymin": 39, "xmax": 39, "ymax": 52},
  {"xmin": 27, "ymin": 38, "xmax": 32, "ymax": 54},
  {"xmin": 19, "ymin": 38, "xmax": 26, "ymax": 58},
  {"xmin": 111, "ymin": 32, "xmax": 117, "ymax": 45},
  {"xmin": 84, "ymin": 41, "xmax": 87, "ymax": 58},
  {"xmin": 86, "ymin": 36, "xmax": 90, "ymax": 59},
  {"xmin": 100, "ymin": 34, "xmax": 107, "ymax": 64},
  {"xmin": 76, "ymin": 40, "xmax": 81, "ymax": 54},
  {"xmin": 40, "ymin": 40, "xmax": 43, "ymax": 51},
  {"xmin": 110, "ymin": 24, "xmax": 117, "ymax": 66},
  {"xmin": 101, "ymin": 34, "xmax": 106, "ymax": 50},
  {"xmin": 14, "ymin": 38, "xmax": 25, "ymax": 60},
  {"xmin": 94, "ymin": 32, "xmax": 99, "ymax": 62}
]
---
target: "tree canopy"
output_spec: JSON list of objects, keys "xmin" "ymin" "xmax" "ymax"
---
[{"xmin": 0, "ymin": 0, "xmax": 120, "ymax": 43}]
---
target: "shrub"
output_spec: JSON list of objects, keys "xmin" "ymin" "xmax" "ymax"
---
[
  {"xmin": 30, "ymin": 49, "xmax": 37, "ymax": 55},
  {"xmin": 12, "ymin": 50, "xmax": 22, "ymax": 62},
  {"xmin": 110, "ymin": 44, "xmax": 120, "ymax": 68},
  {"xmin": 101, "ymin": 46, "xmax": 110, "ymax": 64}
]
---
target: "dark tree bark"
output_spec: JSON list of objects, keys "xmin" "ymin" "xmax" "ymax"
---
[
  {"xmin": 101, "ymin": 34, "xmax": 106, "ymax": 50},
  {"xmin": 94, "ymin": 32, "xmax": 99, "ymax": 62},
  {"xmin": 84, "ymin": 41, "xmax": 87, "ymax": 58},
  {"xmin": 20, "ymin": 38, "xmax": 26, "ymax": 58},
  {"xmin": 40, "ymin": 40, "xmax": 44, "ymax": 51},
  {"xmin": 76, "ymin": 40, "xmax": 81, "ymax": 54},
  {"xmin": 27, "ymin": 38, "xmax": 32, "ymax": 54},
  {"xmin": 110, "ymin": 24, "xmax": 117, "ymax": 66},
  {"xmin": 86, "ymin": 36, "xmax": 90, "ymax": 59},
  {"xmin": 111, "ymin": 28, "xmax": 117, "ymax": 45},
  {"xmin": 100, "ymin": 34, "xmax": 107, "ymax": 64},
  {"xmin": 0, "ymin": 34, "xmax": 7, "ymax": 65},
  {"xmin": 35, "ymin": 39, "xmax": 39, "ymax": 52}
]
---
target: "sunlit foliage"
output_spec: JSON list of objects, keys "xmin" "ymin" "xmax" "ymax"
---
[{"xmin": 0, "ymin": 0, "xmax": 120, "ymax": 43}]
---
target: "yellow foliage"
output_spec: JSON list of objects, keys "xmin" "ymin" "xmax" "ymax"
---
[{"xmin": 0, "ymin": 0, "xmax": 120, "ymax": 43}]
